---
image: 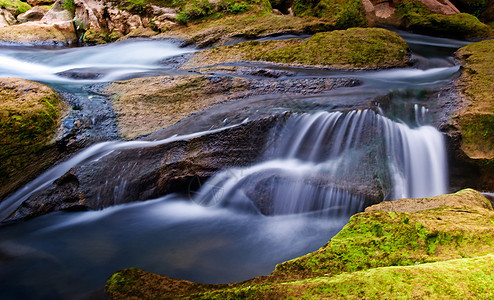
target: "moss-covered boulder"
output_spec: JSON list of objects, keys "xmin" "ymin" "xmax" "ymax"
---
[
  {"xmin": 0, "ymin": 78, "xmax": 67, "ymax": 200},
  {"xmin": 0, "ymin": 0, "xmax": 31, "ymax": 16},
  {"xmin": 105, "ymin": 189, "xmax": 494, "ymax": 298},
  {"xmin": 182, "ymin": 27, "xmax": 409, "ymax": 69},
  {"xmin": 450, "ymin": 39, "xmax": 494, "ymax": 190},
  {"xmin": 158, "ymin": 12, "xmax": 336, "ymax": 48}
]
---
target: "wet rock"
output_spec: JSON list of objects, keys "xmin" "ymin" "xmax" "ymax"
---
[
  {"xmin": 0, "ymin": 78, "xmax": 68, "ymax": 201},
  {"xmin": 0, "ymin": 8, "xmax": 17, "ymax": 27},
  {"xmin": 5, "ymin": 116, "xmax": 283, "ymax": 222},
  {"xmin": 105, "ymin": 74, "xmax": 358, "ymax": 140},
  {"xmin": 17, "ymin": 6, "xmax": 47, "ymax": 23}
]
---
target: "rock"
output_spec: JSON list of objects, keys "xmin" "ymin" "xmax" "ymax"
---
[
  {"xmin": 443, "ymin": 39, "xmax": 494, "ymax": 191},
  {"xmin": 17, "ymin": 6, "xmax": 47, "ymax": 23},
  {"xmin": 182, "ymin": 28, "xmax": 410, "ymax": 69},
  {"xmin": 4, "ymin": 116, "xmax": 283, "ymax": 222},
  {"xmin": 105, "ymin": 189, "xmax": 494, "ymax": 299},
  {"xmin": 0, "ymin": 0, "xmax": 77, "ymax": 45},
  {"xmin": 0, "ymin": 8, "xmax": 17, "ymax": 27},
  {"xmin": 0, "ymin": 21, "xmax": 77, "ymax": 45},
  {"xmin": 0, "ymin": 78, "xmax": 67, "ymax": 201},
  {"xmin": 105, "ymin": 74, "xmax": 358, "ymax": 140},
  {"xmin": 26, "ymin": 0, "xmax": 56, "ymax": 6}
]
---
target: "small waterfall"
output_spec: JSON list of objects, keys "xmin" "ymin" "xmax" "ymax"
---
[{"xmin": 194, "ymin": 110, "xmax": 448, "ymax": 215}]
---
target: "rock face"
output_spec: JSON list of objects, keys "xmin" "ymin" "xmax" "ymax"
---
[
  {"xmin": 105, "ymin": 189, "xmax": 494, "ymax": 298},
  {"xmin": 182, "ymin": 28, "xmax": 410, "ymax": 70},
  {"xmin": 0, "ymin": 78, "xmax": 67, "ymax": 201},
  {"xmin": 4, "ymin": 116, "xmax": 282, "ymax": 222}
]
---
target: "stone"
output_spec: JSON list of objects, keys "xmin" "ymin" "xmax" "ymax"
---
[{"xmin": 17, "ymin": 6, "xmax": 47, "ymax": 23}]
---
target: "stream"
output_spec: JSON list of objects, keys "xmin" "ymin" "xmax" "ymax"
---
[{"xmin": 0, "ymin": 33, "xmax": 469, "ymax": 299}]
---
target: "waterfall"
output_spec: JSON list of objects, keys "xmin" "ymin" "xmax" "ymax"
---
[{"xmin": 194, "ymin": 110, "xmax": 448, "ymax": 215}]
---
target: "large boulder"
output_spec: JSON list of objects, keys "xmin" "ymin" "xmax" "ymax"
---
[
  {"xmin": 446, "ymin": 39, "xmax": 494, "ymax": 191},
  {"xmin": 105, "ymin": 189, "xmax": 494, "ymax": 298},
  {"xmin": 3, "ymin": 115, "xmax": 283, "ymax": 222},
  {"xmin": 182, "ymin": 28, "xmax": 410, "ymax": 69},
  {"xmin": 0, "ymin": 78, "xmax": 67, "ymax": 201}
]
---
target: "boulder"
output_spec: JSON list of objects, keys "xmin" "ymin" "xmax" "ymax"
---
[
  {"xmin": 105, "ymin": 189, "xmax": 494, "ymax": 298},
  {"xmin": 3, "ymin": 116, "xmax": 283, "ymax": 222},
  {"xmin": 17, "ymin": 6, "xmax": 47, "ymax": 23},
  {"xmin": 0, "ymin": 78, "xmax": 67, "ymax": 201},
  {"xmin": 0, "ymin": 8, "xmax": 17, "ymax": 27},
  {"xmin": 0, "ymin": 0, "xmax": 77, "ymax": 45},
  {"xmin": 182, "ymin": 28, "xmax": 410, "ymax": 70}
]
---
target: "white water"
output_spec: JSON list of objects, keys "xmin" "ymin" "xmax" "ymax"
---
[
  {"xmin": 195, "ymin": 110, "xmax": 448, "ymax": 215},
  {"xmin": 0, "ymin": 40, "xmax": 195, "ymax": 84},
  {"xmin": 0, "ymin": 122, "xmax": 242, "ymax": 222}
]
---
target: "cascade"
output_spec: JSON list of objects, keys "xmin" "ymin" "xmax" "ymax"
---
[{"xmin": 195, "ymin": 110, "xmax": 448, "ymax": 214}]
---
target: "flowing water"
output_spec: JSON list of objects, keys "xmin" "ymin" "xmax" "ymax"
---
[{"xmin": 0, "ymin": 33, "xmax": 467, "ymax": 299}]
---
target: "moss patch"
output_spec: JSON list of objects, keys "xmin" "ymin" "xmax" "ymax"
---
[
  {"xmin": 182, "ymin": 27, "xmax": 409, "ymax": 69},
  {"xmin": 0, "ymin": 0, "xmax": 31, "ymax": 15},
  {"xmin": 397, "ymin": 1, "xmax": 492, "ymax": 39},
  {"xmin": 0, "ymin": 78, "xmax": 67, "ymax": 200},
  {"xmin": 455, "ymin": 39, "xmax": 494, "ymax": 160},
  {"xmin": 105, "ymin": 189, "xmax": 494, "ymax": 299}
]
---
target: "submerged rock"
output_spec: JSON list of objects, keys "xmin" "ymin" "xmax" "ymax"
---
[
  {"xmin": 0, "ymin": 78, "xmax": 67, "ymax": 201},
  {"xmin": 105, "ymin": 189, "xmax": 494, "ymax": 298},
  {"xmin": 182, "ymin": 28, "xmax": 410, "ymax": 69}
]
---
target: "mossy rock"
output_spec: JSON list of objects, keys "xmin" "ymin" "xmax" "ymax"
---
[
  {"xmin": 159, "ymin": 12, "xmax": 335, "ymax": 48},
  {"xmin": 0, "ymin": 78, "xmax": 67, "ymax": 200},
  {"xmin": 0, "ymin": 0, "xmax": 31, "ymax": 15},
  {"xmin": 182, "ymin": 27, "xmax": 409, "ymax": 69},
  {"xmin": 397, "ymin": 1, "xmax": 492, "ymax": 38},
  {"xmin": 105, "ymin": 189, "xmax": 494, "ymax": 299},
  {"xmin": 455, "ymin": 39, "xmax": 494, "ymax": 160}
]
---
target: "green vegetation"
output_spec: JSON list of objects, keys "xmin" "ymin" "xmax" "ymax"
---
[
  {"xmin": 456, "ymin": 39, "xmax": 494, "ymax": 159},
  {"xmin": 312, "ymin": 0, "xmax": 367, "ymax": 28},
  {"xmin": 397, "ymin": 1, "xmax": 492, "ymax": 38},
  {"xmin": 182, "ymin": 28, "xmax": 409, "ymax": 69},
  {"xmin": 61, "ymin": 0, "xmax": 75, "ymax": 12},
  {"xmin": 0, "ymin": 78, "xmax": 66, "ymax": 200},
  {"xmin": 175, "ymin": 0, "xmax": 270, "ymax": 24},
  {"xmin": 83, "ymin": 29, "xmax": 123, "ymax": 44},
  {"xmin": 106, "ymin": 189, "xmax": 494, "ymax": 299},
  {"xmin": 0, "ymin": 0, "xmax": 31, "ymax": 15}
]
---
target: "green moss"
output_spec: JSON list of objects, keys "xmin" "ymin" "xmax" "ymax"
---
[
  {"xmin": 273, "ymin": 189, "xmax": 494, "ymax": 278},
  {"xmin": 313, "ymin": 0, "xmax": 367, "ymax": 28},
  {"xmin": 105, "ymin": 270, "xmax": 136, "ymax": 294},
  {"xmin": 105, "ymin": 189, "xmax": 494, "ymax": 299},
  {"xmin": 176, "ymin": 0, "xmax": 266, "ymax": 24},
  {"xmin": 61, "ymin": 0, "xmax": 75, "ymax": 12},
  {"xmin": 0, "ymin": 0, "xmax": 31, "ymax": 15},
  {"xmin": 456, "ymin": 39, "xmax": 494, "ymax": 159},
  {"xmin": 83, "ymin": 29, "xmax": 122, "ymax": 45},
  {"xmin": 397, "ymin": 1, "xmax": 492, "ymax": 38},
  {"xmin": 183, "ymin": 28, "xmax": 409, "ymax": 69},
  {"xmin": 0, "ymin": 79, "xmax": 66, "ymax": 198}
]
